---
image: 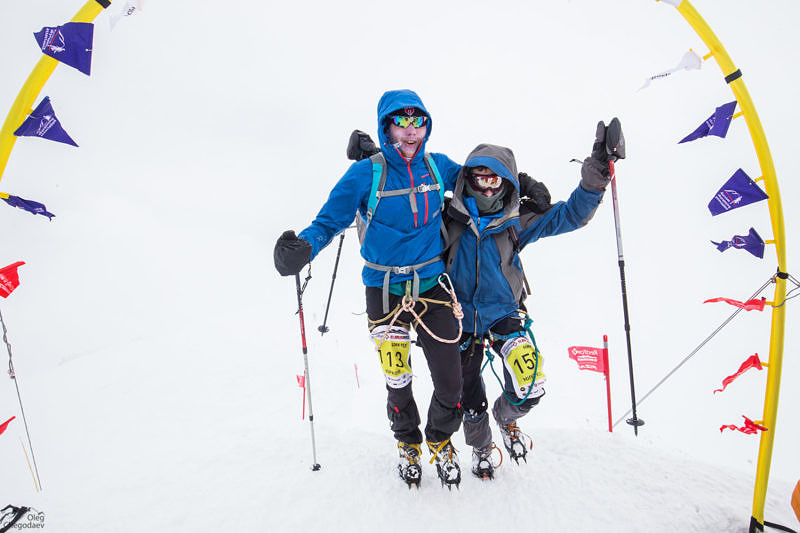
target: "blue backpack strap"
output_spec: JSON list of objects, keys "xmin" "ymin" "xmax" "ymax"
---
[
  {"xmin": 424, "ymin": 153, "xmax": 445, "ymax": 205},
  {"xmin": 366, "ymin": 152, "xmax": 387, "ymax": 224}
]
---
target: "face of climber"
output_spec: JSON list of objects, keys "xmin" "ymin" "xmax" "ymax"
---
[
  {"xmin": 467, "ymin": 166, "xmax": 505, "ymax": 197},
  {"xmin": 387, "ymin": 113, "xmax": 428, "ymax": 159}
]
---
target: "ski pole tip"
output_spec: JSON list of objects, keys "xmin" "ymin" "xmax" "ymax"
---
[{"xmin": 626, "ymin": 417, "xmax": 645, "ymax": 428}]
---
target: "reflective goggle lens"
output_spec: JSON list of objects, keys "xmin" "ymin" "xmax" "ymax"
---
[
  {"xmin": 471, "ymin": 173, "xmax": 502, "ymax": 190},
  {"xmin": 391, "ymin": 115, "xmax": 427, "ymax": 128}
]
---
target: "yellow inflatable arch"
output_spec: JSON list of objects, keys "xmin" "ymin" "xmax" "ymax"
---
[{"xmin": 657, "ymin": 1, "xmax": 788, "ymax": 531}]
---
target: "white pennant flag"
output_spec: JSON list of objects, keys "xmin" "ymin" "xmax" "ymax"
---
[
  {"xmin": 110, "ymin": 0, "xmax": 141, "ymax": 30},
  {"xmin": 639, "ymin": 50, "xmax": 703, "ymax": 90}
]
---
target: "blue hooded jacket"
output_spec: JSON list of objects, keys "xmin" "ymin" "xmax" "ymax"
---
[
  {"xmin": 444, "ymin": 144, "xmax": 605, "ymax": 334},
  {"xmin": 298, "ymin": 90, "xmax": 460, "ymax": 288}
]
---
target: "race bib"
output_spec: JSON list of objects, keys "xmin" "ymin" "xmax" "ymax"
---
[
  {"xmin": 500, "ymin": 336, "xmax": 546, "ymax": 400},
  {"xmin": 371, "ymin": 326, "xmax": 412, "ymax": 388}
]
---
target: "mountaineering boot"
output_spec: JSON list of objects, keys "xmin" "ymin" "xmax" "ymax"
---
[
  {"xmin": 498, "ymin": 422, "xmax": 532, "ymax": 464},
  {"xmin": 471, "ymin": 444, "xmax": 499, "ymax": 480},
  {"xmin": 397, "ymin": 442, "xmax": 422, "ymax": 488},
  {"xmin": 426, "ymin": 439, "xmax": 461, "ymax": 489}
]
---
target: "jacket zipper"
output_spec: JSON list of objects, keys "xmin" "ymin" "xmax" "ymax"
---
[{"xmin": 405, "ymin": 158, "xmax": 417, "ymax": 227}]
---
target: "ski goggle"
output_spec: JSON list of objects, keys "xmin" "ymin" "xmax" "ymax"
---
[
  {"xmin": 470, "ymin": 172, "xmax": 503, "ymax": 192},
  {"xmin": 390, "ymin": 115, "xmax": 428, "ymax": 128}
]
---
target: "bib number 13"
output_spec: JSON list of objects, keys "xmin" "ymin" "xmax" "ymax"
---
[{"xmin": 378, "ymin": 343, "xmax": 410, "ymax": 376}]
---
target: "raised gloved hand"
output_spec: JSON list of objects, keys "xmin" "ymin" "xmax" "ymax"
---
[
  {"xmin": 518, "ymin": 172, "xmax": 552, "ymax": 214},
  {"xmin": 274, "ymin": 230, "xmax": 312, "ymax": 276},
  {"xmin": 346, "ymin": 129, "xmax": 380, "ymax": 161},
  {"xmin": 581, "ymin": 118, "xmax": 625, "ymax": 191}
]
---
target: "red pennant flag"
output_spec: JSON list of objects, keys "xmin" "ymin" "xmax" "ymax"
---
[
  {"xmin": 720, "ymin": 415, "xmax": 768, "ymax": 435},
  {"xmin": 703, "ymin": 296, "xmax": 767, "ymax": 311},
  {"xmin": 0, "ymin": 261, "xmax": 25, "ymax": 298},
  {"xmin": 567, "ymin": 346, "xmax": 606, "ymax": 373},
  {"xmin": 714, "ymin": 354, "xmax": 763, "ymax": 394},
  {"xmin": 0, "ymin": 416, "xmax": 15, "ymax": 436}
]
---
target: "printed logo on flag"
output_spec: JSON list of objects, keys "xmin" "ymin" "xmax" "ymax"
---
[
  {"xmin": 711, "ymin": 227, "xmax": 764, "ymax": 258},
  {"xmin": 568, "ymin": 346, "xmax": 605, "ymax": 373},
  {"xmin": 39, "ymin": 27, "xmax": 66, "ymax": 53},
  {"xmin": 13, "ymin": 97, "xmax": 78, "ymax": 147},
  {"xmin": 639, "ymin": 50, "xmax": 702, "ymax": 90},
  {"xmin": 33, "ymin": 22, "xmax": 94, "ymax": 76},
  {"xmin": 708, "ymin": 169, "xmax": 768, "ymax": 216},
  {"xmin": 36, "ymin": 113, "xmax": 58, "ymax": 138}
]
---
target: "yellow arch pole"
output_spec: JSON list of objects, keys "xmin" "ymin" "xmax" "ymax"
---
[
  {"xmin": 659, "ymin": 2, "xmax": 788, "ymax": 531},
  {"xmin": 0, "ymin": 0, "xmax": 112, "ymax": 184}
]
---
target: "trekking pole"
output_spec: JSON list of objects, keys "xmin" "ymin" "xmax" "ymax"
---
[
  {"xmin": 605, "ymin": 117, "xmax": 644, "ymax": 435},
  {"xmin": 294, "ymin": 270, "xmax": 321, "ymax": 471},
  {"xmin": 1, "ymin": 308, "xmax": 43, "ymax": 489},
  {"xmin": 318, "ymin": 232, "xmax": 345, "ymax": 335}
]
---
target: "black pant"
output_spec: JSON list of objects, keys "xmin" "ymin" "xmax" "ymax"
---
[{"xmin": 366, "ymin": 284, "xmax": 463, "ymax": 444}]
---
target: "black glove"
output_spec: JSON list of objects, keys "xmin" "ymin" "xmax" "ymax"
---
[
  {"xmin": 346, "ymin": 130, "xmax": 380, "ymax": 161},
  {"xmin": 590, "ymin": 120, "xmax": 610, "ymax": 164},
  {"xmin": 590, "ymin": 118, "xmax": 626, "ymax": 163},
  {"xmin": 518, "ymin": 172, "xmax": 552, "ymax": 214},
  {"xmin": 274, "ymin": 230, "xmax": 312, "ymax": 276}
]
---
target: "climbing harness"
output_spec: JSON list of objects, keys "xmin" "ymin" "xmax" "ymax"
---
[{"xmin": 369, "ymin": 273, "xmax": 464, "ymax": 346}]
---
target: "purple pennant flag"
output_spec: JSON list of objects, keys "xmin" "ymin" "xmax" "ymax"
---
[
  {"xmin": 708, "ymin": 169, "xmax": 768, "ymax": 216},
  {"xmin": 711, "ymin": 227, "xmax": 765, "ymax": 259},
  {"xmin": 34, "ymin": 22, "xmax": 94, "ymax": 76},
  {"xmin": 2, "ymin": 195, "xmax": 55, "ymax": 220},
  {"xmin": 13, "ymin": 97, "xmax": 78, "ymax": 147},
  {"xmin": 679, "ymin": 101, "xmax": 738, "ymax": 143}
]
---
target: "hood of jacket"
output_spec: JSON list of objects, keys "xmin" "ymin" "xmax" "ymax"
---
[
  {"xmin": 448, "ymin": 143, "xmax": 520, "ymax": 230},
  {"xmin": 376, "ymin": 89, "xmax": 432, "ymax": 165}
]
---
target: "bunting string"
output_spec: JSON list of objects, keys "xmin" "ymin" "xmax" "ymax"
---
[{"xmin": 613, "ymin": 275, "xmax": 775, "ymax": 428}]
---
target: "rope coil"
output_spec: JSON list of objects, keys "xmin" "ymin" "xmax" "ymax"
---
[{"xmin": 374, "ymin": 273, "xmax": 464, "ymax": 345}]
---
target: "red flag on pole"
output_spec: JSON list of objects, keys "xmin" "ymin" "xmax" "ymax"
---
[
  {"xmin": 569, "ymin": 338, "xmax": 613, "ymax": 432},
  {"xmin": 703, "ymin": 296, "xmax": 767, "ymax": 311},
  {"xmin": 568, "ymin": 346, "xmax": 606, "ymax": 373},
  {"xmin": 714, "ymin": 354, "xmax": 763, "ymax": 394},
  {"xmin": 0, "ymin": 416, "xmax": 15, "ymax": 436},
  {"xmin": 720, "ymin": 416, "xmax": 767, "ymax": 435},
  {"xmin": 0, "ymin": 261, "xmax": 25, "ymax": 298}
]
